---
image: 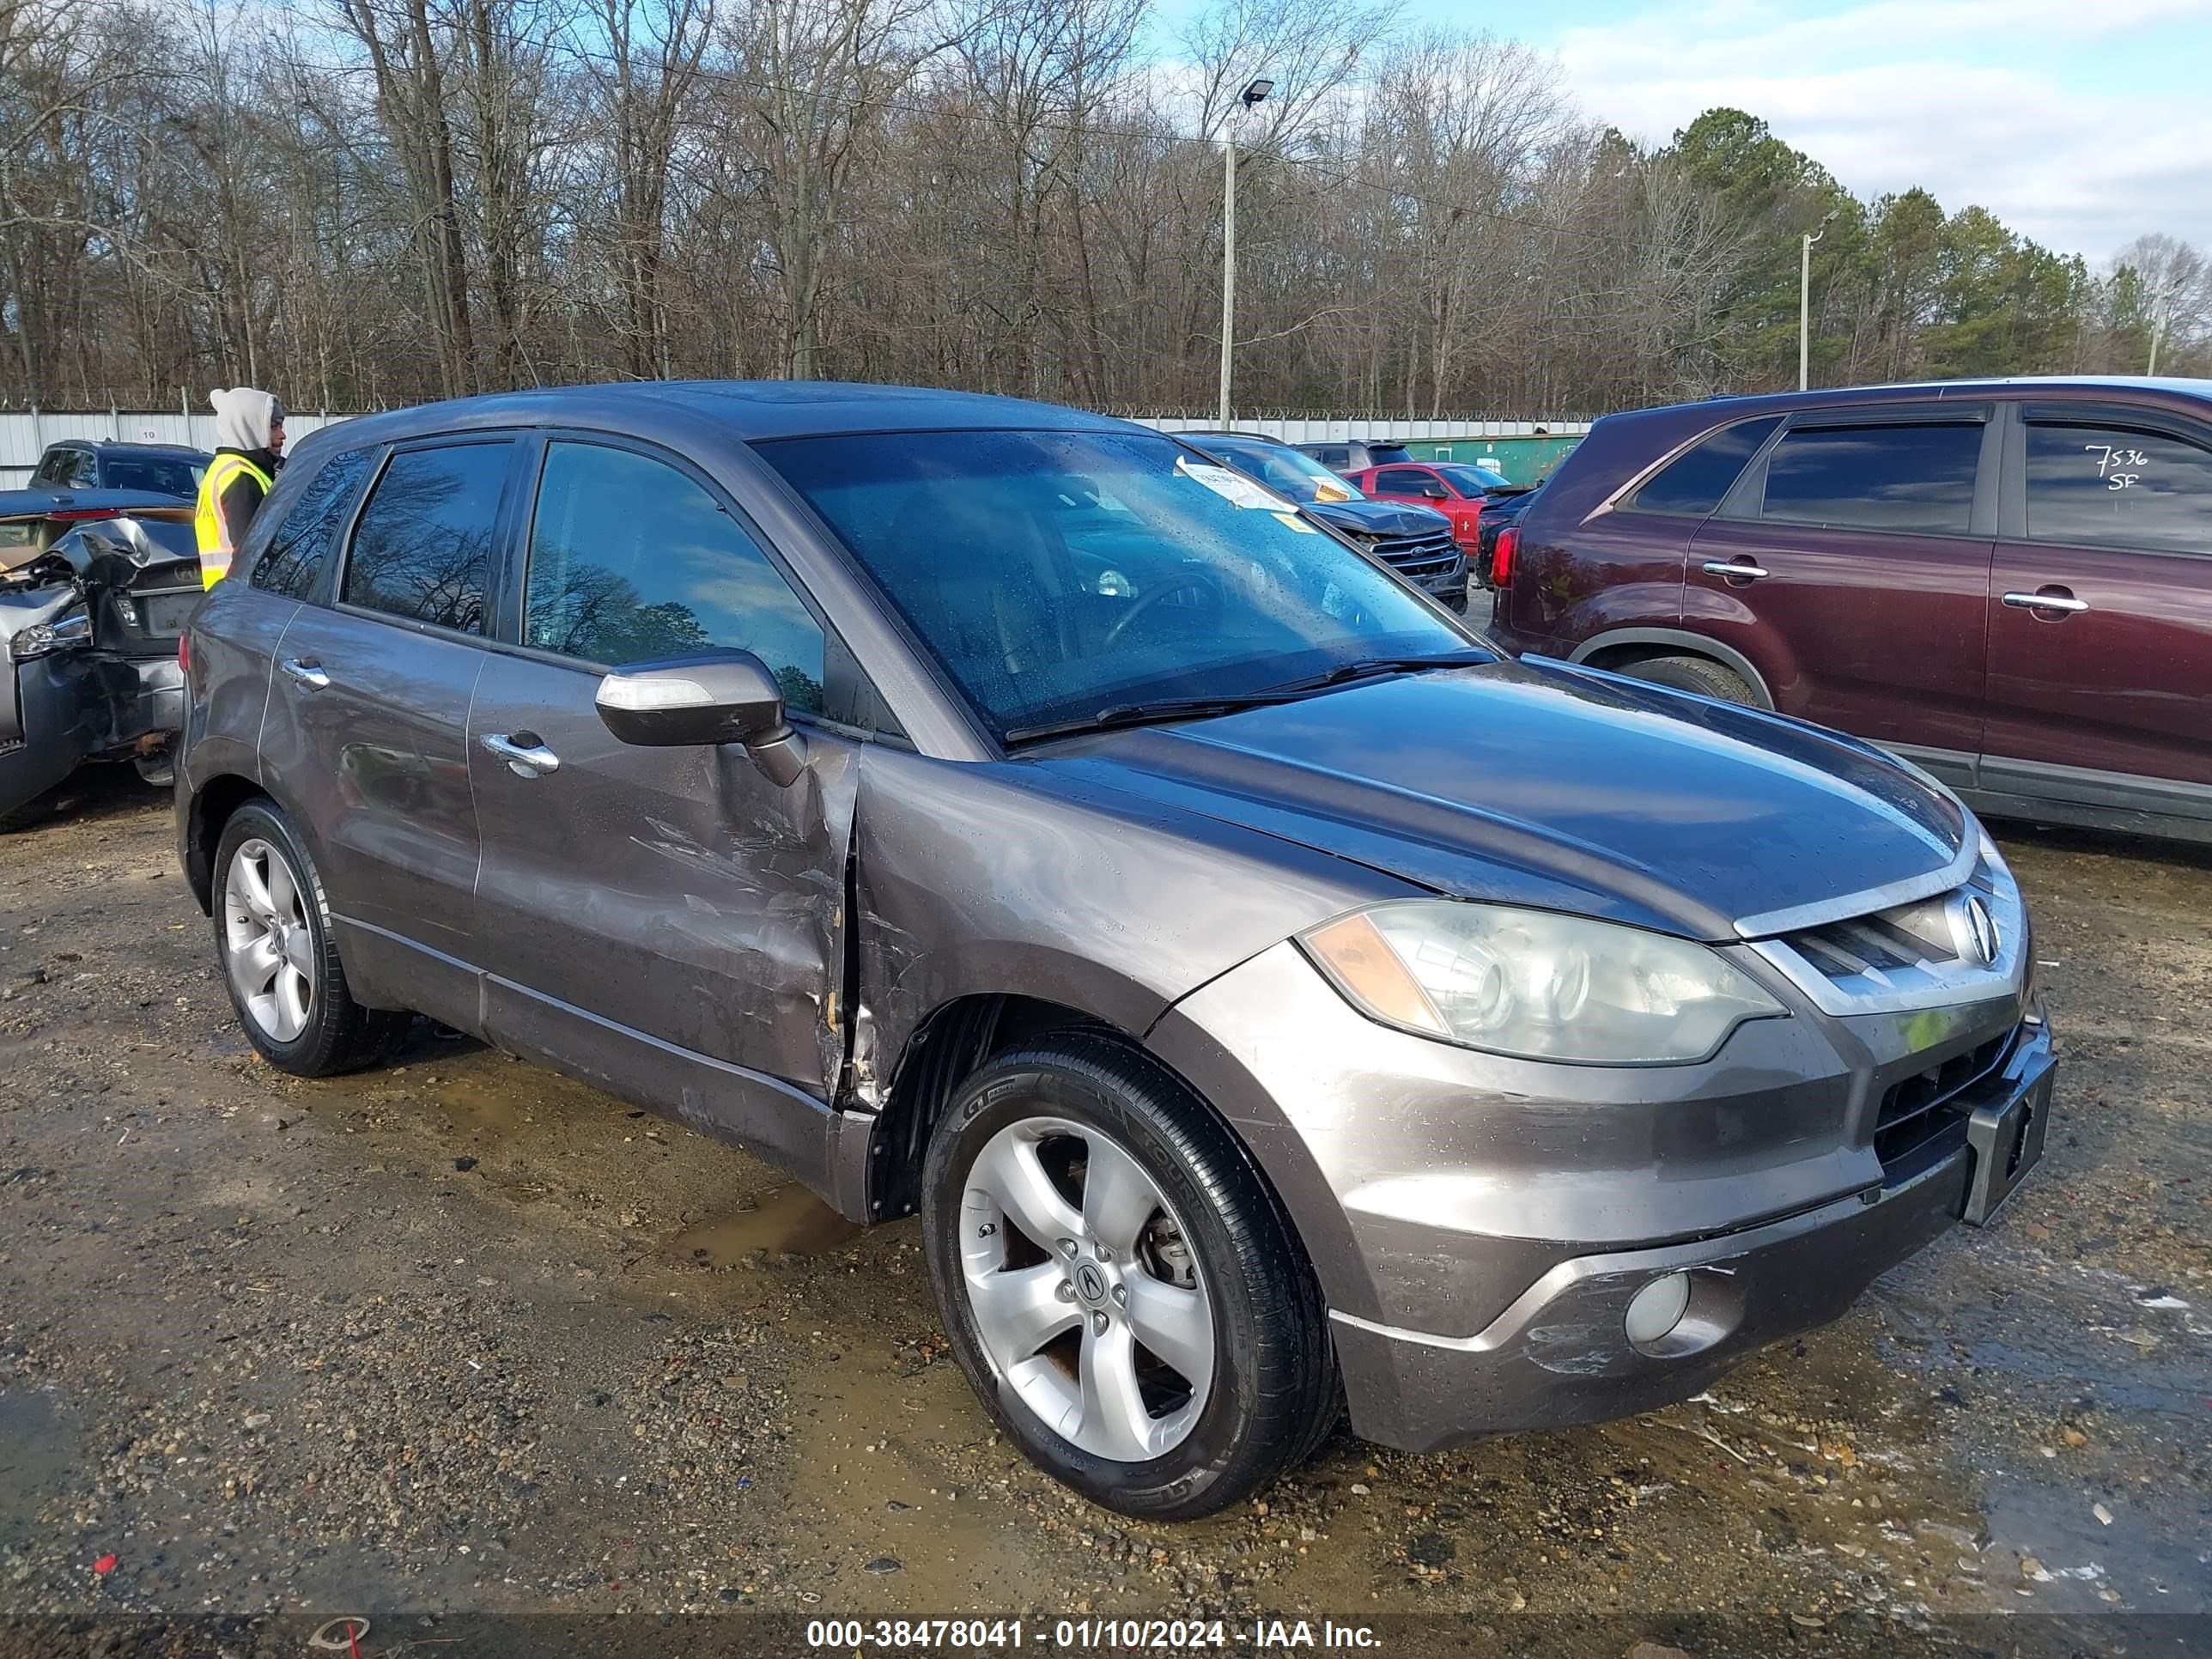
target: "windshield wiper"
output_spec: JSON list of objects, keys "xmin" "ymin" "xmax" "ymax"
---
[
  {"xmin": 1004, "ymin": 695, "xmax": 1288, "ymax": 745},
  {"xmin": 1001, "ymin": 652, "xmax": 1492, "ymax": 747},
  {"xmin": 1255, "ymin": 649, "xmax": 1491, "ymax": 696}
]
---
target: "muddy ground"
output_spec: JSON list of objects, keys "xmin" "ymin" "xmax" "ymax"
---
[{"xmin": 1, "ymin": 774, "xmax": 2208, "ymax": 1659}]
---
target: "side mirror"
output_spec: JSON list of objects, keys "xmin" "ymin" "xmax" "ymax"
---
[
  {"xmin": 1422, "ymin": 483, "xmax": 1449, "ymax": 501},
  {"xmin": 595, "ymin": 650, "xmax": 808, "ymax": 787}
]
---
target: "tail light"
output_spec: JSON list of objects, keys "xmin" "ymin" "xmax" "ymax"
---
[
  {"xmin": 46, "ymin": 507, "xmax": 122, "ymax": 523},
  {"xmin": 1492, "ymin": 526, "xmax": 1520, "ymax": 587}
]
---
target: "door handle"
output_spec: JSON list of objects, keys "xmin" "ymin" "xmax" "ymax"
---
[
  {"xmin": 2002, "ymin": 590, "xmax": 2089, "ymax": 616},
  {"xmin": 480, "ymin": 732, "xmax": 561, "ymax": 778},
  {"xmin": 279, "ymin": 657, "xmax": 330, "ymax": 691},
  {"xmin": 1701, "ymin": 560, "xmax": 1771, "ymax": 581}
]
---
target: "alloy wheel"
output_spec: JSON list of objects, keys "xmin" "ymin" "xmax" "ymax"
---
[
  {"xmin": 222, "ymin": 837, "xmax": 316, "ymax": 1042},
  {"xmin": 958, "ymin": 1115, "xmax": 1216, "ymax": 1462}
]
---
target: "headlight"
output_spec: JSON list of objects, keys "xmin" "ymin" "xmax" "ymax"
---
[
  {"xmin": 1301, "ymin": 900, "xmax": 1784, "ymax": 1064},
  {"xmin": 7, "ymin": 609, "xmax": 90, "ymax": 659}
]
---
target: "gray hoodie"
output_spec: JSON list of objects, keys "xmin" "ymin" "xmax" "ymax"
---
[
  {"xmin": 210, "ymin": 386, "xmax": 284, "ymax": 454},
  {"xmin": 204, "ymin": 387, "xmax": 286, "ymax": 558}
]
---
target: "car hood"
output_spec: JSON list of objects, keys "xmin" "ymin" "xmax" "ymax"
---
[
  {"xmin": 1041, "ymin": 657, "xmax": 1970, "ymax": 941},
  {"xmin": 1303, "ymin": 498, "xmax": 1455, "ymax": 538}
]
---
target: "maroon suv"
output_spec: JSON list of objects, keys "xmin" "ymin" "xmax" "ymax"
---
[{"xmin": 1487, "ymin": 377, "xmax": 2212, "ymax": 843}]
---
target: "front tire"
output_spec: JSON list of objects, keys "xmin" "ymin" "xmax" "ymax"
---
[
  {"xmin": 921, "ymin": 1033, "xmax": 1337, "ymax": 1519},
  {"xmin": 1621, "ymin": 653, "xmax": 1758, "ymax": 706},
  {"xmin": 212, "ymin": 799, "xmax": 404, "ymax": 1076}
]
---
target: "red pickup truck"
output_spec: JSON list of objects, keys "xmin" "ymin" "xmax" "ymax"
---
[{"xmin": 1352, "ymin": 460, "xmax": 1537, "ymax": 586}]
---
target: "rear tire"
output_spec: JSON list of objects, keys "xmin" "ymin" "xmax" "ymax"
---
[
  {"xmin": 921, "ymin": 1032, "xmax": 1338, "ymax": 1520},
  {"xmin": 1621, "ymin": 653, "xmax": 1759, "ymax": 706},
  {"xmin": 212, "ymin": 799, "xmax": 405, "ymax": 1076}
]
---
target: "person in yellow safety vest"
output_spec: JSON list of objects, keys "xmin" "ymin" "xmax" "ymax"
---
[{"xmin": 195, "ymin": 387, "xmax": 287, "ymax": 588}]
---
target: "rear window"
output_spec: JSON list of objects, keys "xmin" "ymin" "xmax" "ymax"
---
[
  {"xmin": 1759, "ymin": 422, "xmax": 1981, "ymax": 535},
  {"xmin": 102, "ymin": 456, "xmax": 204, "ymax": 497},
  {"xmin": 341, "ymin": 441, "xmax": 508, "ymax": 635},
  {"xmin": 252, "ymin": 448, "xmax": 374, "ymax": 600},
  {"xmin": 1627, "ymin": 417, "xmax": 1779, "ymax": 516},
  {"xmin": 1433, "ymin": 464, "xmax": 1511, "ymax": 494}
]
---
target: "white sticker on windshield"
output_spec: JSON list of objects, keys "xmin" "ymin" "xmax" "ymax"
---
[{"xmin": 1175, "ymin": 455, "xmax": 1286, "ymax": 510}]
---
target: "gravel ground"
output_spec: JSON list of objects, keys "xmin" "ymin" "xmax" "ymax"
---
[{"xmin": 2, "ymin": 773, "xmax": 2208, "ymax": 1659}]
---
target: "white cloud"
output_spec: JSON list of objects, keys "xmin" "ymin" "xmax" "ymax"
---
[{"xmin": 1550, "ymin": 0, "xmax": 2212, "ymax": 260}]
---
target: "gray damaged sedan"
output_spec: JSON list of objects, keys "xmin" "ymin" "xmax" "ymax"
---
[{"xmin": 175, "ymin": 384, "xmax": 2053, "ymax": 1517}]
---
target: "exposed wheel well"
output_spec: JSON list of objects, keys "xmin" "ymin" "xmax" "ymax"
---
[
  {"xmin": 183, "ymin": 775, "xmax": 268, "ymax": 913},
  {"xmin": 1578, "ymin": 637, "xmax": 1773, "ymax": 708},
  {"xmin": 865, "ymin": 994, "xmax": 1123, "ymax": 1222}
]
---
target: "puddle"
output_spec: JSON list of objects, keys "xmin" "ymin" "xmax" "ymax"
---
[
  {"xmin": 1982, "ymin": 1475, "xmax": 2209, "ymax": 1613},
  {"xmin": 0, "ymin": 1387, "xmax": 84, "ymax": 1552},
  {"xmin": 667, "ymin": 1183, "xmax": 861, "ymax": 1266}
]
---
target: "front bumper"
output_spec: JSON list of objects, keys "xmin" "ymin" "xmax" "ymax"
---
[
  {"xmin": 1413, "ymin": 558, "xmax": 1469, "ymax": 611},
  {"xmin": 1146, "ymin": 935, "xmax": 2052, "ymax": 1455},
  {"xmin": 1333, "ymin": 1027, "xmax": 2051, "ymax": 1450}
]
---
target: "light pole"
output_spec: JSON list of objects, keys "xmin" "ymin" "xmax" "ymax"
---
[
  {"xmin": 2147, "ymin": 276, "xmax": 2182, "ymax": 376},
  {"xmin": 1798, "ymin": 222, "xmax": 1826, "ymax": 391},
  {"xmin": 1219, "ymin": 76, "xmax": 1273, "ymax": 429}
]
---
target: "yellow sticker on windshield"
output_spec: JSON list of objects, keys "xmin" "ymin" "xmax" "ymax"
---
[{"xmin": 1273, "ymin": 512, "xmax": 1316, "ymax": 533}]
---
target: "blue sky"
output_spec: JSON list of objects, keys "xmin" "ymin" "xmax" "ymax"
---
[{"xmin": 1162, "ymin": 0, "xmax": 2212, "ymax": 260}]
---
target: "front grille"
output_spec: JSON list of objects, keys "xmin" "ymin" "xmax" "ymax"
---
[
  {"xmin": 1367, "ymin": 531, "xmax": 1462, "ymax": 574},
  {"xmin": 1784, "ymin": 896, "xmax": 1960, "ymax": 981},
  {"xmin": 1750, "ymin": 855, "xmax": 2024, "ymax": 1019},
  {"xmin": 1874, "ymin": 1026, "xmax": 2017, "ymax": 1168}
]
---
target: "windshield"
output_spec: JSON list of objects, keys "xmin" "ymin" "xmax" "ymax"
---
[
  {"xmin": 1194, "ymin": 438, "xmax": 1362, "ymax": 505},
  {"xmin": 760, "ymin": 428, "xmax": 1476, "ymax": 740},
  {"xmin": 1432, "ymin": 462, "xmax": 1513, "ymax": 495}
]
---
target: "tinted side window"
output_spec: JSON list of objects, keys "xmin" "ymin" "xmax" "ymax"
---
[
  {"xmin": 1375, "ymin": 467, "xmax": 1433, "ymax": 495},
  {"xmin": 341, "ymin": 442, "xmax": 507, "ymax": 635},
  {"xmin": 523, "ymin": 441, "xmax": 827, "ymax": 715},
  {"xmin": 1311, "ymin": 447, "xmax": 1349, "ymax": 469},
  {"xmin": 2025, "ymin": 422, "xmax": 2212, "ymax": 554},
  {"xmin": 250, "ymin": 448, "xmax": 373, "ymax": 599},
  {"xmin": 1759, "ymin": 422, "xmax": 1980, "ymax": 534},
  {"xmin": 1628, "ymin": 416, "xmax": 1779, "ymax": 515}
]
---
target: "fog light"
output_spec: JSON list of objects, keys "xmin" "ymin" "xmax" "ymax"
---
[{"xmin": 1625, "ymin": 1271, "xmax": 1691, "ymax": 1347}]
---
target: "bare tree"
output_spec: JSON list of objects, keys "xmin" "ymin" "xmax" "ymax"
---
[{"xmin": 1, "ymin": 0, "xmax": 2203, "ymax": 411}]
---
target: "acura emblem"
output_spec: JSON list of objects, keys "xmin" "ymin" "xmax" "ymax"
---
[{"xmin": 1959, "ymin": 894, "xmax": 2001, "ymax": 965}]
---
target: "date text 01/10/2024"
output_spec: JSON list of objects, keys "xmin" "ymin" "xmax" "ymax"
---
[{"xmin": 799, "ymin": 1620, "xmax": 1381, "ymax": 1649}]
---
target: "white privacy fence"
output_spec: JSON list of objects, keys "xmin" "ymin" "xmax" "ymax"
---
[
  {"xmin": 4, "ymin": 406, "xmax": 1593, "ymax": 484},
  {"xmin": 1121, "ymin": 416, "xmax": 1591, "ymax": 441},
  {"xmin": 1, "ymin": 409, "xmax": 360, "ymax": 485}
]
